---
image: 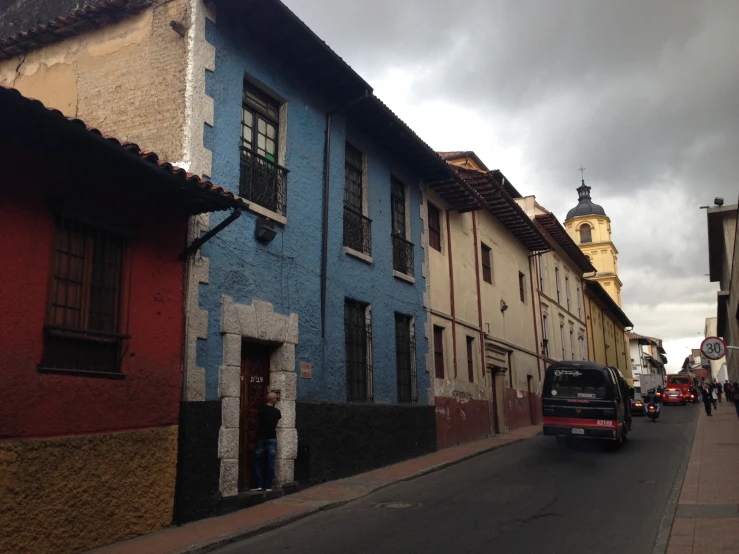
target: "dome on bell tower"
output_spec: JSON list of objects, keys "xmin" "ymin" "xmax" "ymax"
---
[{"xmin": 565, "ymin": 180, "xmax": 607, "ymax": 221}]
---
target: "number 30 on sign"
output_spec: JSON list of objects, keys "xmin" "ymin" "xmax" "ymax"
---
[{"xmin": 701, "ymin": 336, "xmax": 726, "ymax": 360}]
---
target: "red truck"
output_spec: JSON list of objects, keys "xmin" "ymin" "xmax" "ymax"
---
[{"xmin": 665, "ymin": 374, "xmax": 694, "ymax": 396}]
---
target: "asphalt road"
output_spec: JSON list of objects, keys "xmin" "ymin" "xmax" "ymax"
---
[{"xmin": 216, "ymin": 404, "xmax": 698, "ymax": 554}]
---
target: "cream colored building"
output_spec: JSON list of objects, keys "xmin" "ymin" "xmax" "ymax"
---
[
  {"xmin": 516, "ymin": 196, "xmax": 595, "ymax": 368},
  {"xmin": 426, "ymin": 153, "xmax": 549, "ymax": 443}
]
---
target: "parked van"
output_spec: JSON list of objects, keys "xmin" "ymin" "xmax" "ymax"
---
[{"xmin": 542, "ymin": 361, "xmax": 633, "ymax": 448}]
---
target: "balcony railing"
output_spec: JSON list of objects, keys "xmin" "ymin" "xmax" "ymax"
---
[
  {"xmin": 239, "ymin": 147, "xmax": 288, "ymax": 216},
  {"xmin": 343, "ymin": 206, "xmax": 372, "ymax": 255},
  {"xmin": 392, "ymin": 234, "xmax": 414, "ymax": 276}
]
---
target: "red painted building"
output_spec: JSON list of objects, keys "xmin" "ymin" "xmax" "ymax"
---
[{"xmin": 0, "ymin": 86, "xmax": 246, "ymax": 554}]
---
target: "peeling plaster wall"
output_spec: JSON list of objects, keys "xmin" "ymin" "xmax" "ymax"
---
[{"xmin": 0, "ymin": 0, "xmax": 188, "ymax": 162}]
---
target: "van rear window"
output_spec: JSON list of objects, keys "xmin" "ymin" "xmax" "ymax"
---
[
  {"xmin": 549, "ymin": 369, "xmax": 606, "ymax": 399},
  {"xmin": 667, "ymin": 376, "xmax": 689, "ymax": 384}
]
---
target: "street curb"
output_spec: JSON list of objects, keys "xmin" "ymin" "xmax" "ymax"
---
[
  {"xmin": 651, "ymin": 411, "xmax": 699, "ymax": 554},
  {"xmin": 180, "ymin": 432, "xmax": 537, "ymax": 554}
]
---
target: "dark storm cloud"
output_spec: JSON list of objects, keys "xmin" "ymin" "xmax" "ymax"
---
[{"xmin": 284, "ymin": 0, "xmax": 738, "ymax": 342}]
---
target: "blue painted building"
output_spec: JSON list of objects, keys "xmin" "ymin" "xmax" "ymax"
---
[{"xmin": 176, "ymin": 0, "xmax": 470, "ymax": 521}]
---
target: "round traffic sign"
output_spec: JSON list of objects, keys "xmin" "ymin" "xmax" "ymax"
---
[{"xmin": 701, "ymin": 336, "xmax": 726, "ymax": 360}]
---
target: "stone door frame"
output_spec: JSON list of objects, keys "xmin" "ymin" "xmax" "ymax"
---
[{"xmin": 218, "ymin": 295, "xmax": 298, "ymax": 497}]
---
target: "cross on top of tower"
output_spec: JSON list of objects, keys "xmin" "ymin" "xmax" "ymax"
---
[{"xmin": 578, "ymin": 165, "xmax": 586, "ymax": 183}]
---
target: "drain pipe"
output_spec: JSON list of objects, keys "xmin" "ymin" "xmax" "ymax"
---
[{"xmin": 321, "ymin": 91, "xmax": 370, "ymax": 337}]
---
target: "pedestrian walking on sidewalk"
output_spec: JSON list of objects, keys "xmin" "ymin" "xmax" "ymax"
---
[
  {"xmin": 733, "ymin": 382, "xmax": 739, "ymax": 418},
  {"xmin": 724, "ymin": 381, "xmax": 733, "ymax": 403},
  {"xmin": 715, "ymin": 382, "xmax": 723, "ymax": 403},
  {"xmin": 701, "ymin": 384, "xmax": 712, "ymax": 416},
  {"xmin": 711, "ymin": 385, "xmax": 718, "ymax": 410},
  {"xmin": 252, "ymin": 391, "xmax": 281, "ymax": 492}
]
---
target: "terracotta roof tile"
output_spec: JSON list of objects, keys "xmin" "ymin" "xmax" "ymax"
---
[
  {"xmin": 1, "ymin": 85, "xmax": 247, "ymax": 211},
  {"xmin": 0, "ymin": 0, "xmax": 151, "ymax": 61}
]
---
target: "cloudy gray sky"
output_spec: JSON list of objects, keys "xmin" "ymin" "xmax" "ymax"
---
[{"xmin": 285, "ymin": 0, "xmax": 738, "ymax": 371}]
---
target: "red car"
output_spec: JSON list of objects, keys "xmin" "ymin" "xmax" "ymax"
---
[{"xmin": 663, "ymin": 389, "xmax": 687, "ymax": 406}]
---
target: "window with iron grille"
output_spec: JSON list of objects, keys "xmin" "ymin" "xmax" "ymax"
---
[
  {"xmin": 239, "ymin": 83, "xmax": 287, "ymax": 215},
  {"xmin": 555, "ymin": 266, "xmax": 561, "ymax": 303},
  {"xmin": 395, "ymin": 313, "xmax": 417, "ymax": 403},
  {"xmin": 41, "ymin": 219, "xmax": 128, "ymax": 374},
  {"xmin": 570, "ymin": 328, "xmax": 575, "ymax": 361},
  {"xmin": 466, "ymin": 336, "xmax": 475, "ymax": 383},
  {"xmin": 343, "ymin": 143, "xmax": 371, "ymax": 254},
  {"xmin": 428, "ymin": 203, "xmax": 441, "ymax": 252},
  {"xmin": 542, "ymin": 314, "xmax": 550, "ymax": 357},
  {"xmin": 565, "ymin": 275, "xmax": 571, "ymax": 311},
  {"xmin": 433, "ymin": 325, "xmax": 445, "ymax": 379},
  {"xmin": 560, "ymin": 322, "xmax": 566, "ymax": 360},
  {"xmin": 345, "ymin": 299, "xmax": 373, "ymax": 402},
  {"xmin": 519, "ymin": 271, "xmax": 526, "ymax": 303},
  {"xmin": 577, "ymin": 287, "xmax": 582, "ymax": 318},
  {"xmin": 391, "ymin": 177, "xmax": 413, "ymax": 276},
  {"xmin": 481, "ymin": 244, "xmax": 492, "ymax": 284}
]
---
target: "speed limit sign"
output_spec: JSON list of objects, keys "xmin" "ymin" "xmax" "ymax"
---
[{"xmin": 701, "ymin": 336, "xmax": 727, "ymax": 360}]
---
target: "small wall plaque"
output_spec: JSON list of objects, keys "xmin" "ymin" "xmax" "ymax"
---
[{"xmin": 300, "ymin": 362, "xmax": 312, "ymax": 379}]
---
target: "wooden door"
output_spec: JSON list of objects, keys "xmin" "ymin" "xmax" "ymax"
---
[{"xmin": 239, "ymin": 344, "xmax": 271, "ymax": 491}]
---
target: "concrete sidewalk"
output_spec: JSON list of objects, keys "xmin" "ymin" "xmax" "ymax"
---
[
  {"xmin": 90, "ymin": 425, "xmax": 541, "ymax": 554},
  {"xmin": 666, "ymin": 403, "xmax": 739, "ymax": 554}
]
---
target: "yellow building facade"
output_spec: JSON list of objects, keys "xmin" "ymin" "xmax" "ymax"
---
[
  {"xmin": 564, "ymin": 180, "xmax": 623, "ymax": 306},
  {"xmin": 425, "ymin": 153, "xmax": 549, "ymax": 445},
  {"xmin": 561, "ymin": 178, "xmax": 634, "ymax": 384}
]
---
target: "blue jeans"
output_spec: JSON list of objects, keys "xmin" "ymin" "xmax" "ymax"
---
[{"xmin": 253, "ymin": 438, "xmax": 277, "ymax": 489}]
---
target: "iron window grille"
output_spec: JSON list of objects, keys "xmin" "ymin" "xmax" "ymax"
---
[
  {"xmin": 41, "ymin": 218, "xmax": 129, "ymax": 374},
  {"xmin": 519, "ymin": 271, "xmax": 526, "ymax": 302},
  {"xmin": 344, "ymin": 206, "xmax": 372, "ymax": 255},
  {"xmin": 433, "ymin": 325, "xmax": 445, "ymax": 379},
  {"xmin": 542, "ymin": 315, "xmax": 550, "ymax": 357},
  {"xmin": 466, "ymin": 336, "xmax": 475, "ymax": 383},
  {"xmin": 239, "ymin": 84, "xmax": 287, "ymax": 215},
  {"xmin": 570, "ymin": 329, "xmax": 575, "ymax": 361},
  {"xmin": 577, "ymin": 287, "xmax": 582, "ymax": 318},
  {"xmin": 345, "ymin": 299, "xmax": 373, "ymax": 402},
  {"xmin": 344, "ymin": 143, "xmax": 371, "ymax": 254},
  {"xmin": 565, "ymin": 276, "xmax": 571, "ymax": 311},
  {"xmin": 560, "ymin": 323, "xmax": 566, "ymax": 360},
  {"xmin": 481, "ymin": 244, "xmax": 492, "ymax": 284},
  {"xmin": 395, "ymin": 313, "xmax": 417, "ymax": 403},
  {"xmin": 428, "ymin": 203, "xmax": 442, "ymax": 251},
  {"xmin": 392, "ymin": 234, "xmax": 414, "ymax": 276}
]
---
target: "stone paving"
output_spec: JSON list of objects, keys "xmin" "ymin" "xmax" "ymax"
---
[
  {"xmin": 666, "ymin": 403, "xmax": 739, "ymax": 554},
  {"xmin": 89, "ymin": 425, "xmax": 541, "ymax": 554}
]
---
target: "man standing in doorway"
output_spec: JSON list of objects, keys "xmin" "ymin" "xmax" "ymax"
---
[{"xmin": 252, "ymin": 391, "xmax": 281, "ymax": 492}]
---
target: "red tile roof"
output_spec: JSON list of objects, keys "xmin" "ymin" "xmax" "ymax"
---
[
  {"xmin": 1, "ymin": 85, "xmax": 247, "ymax": 212},
  {"xmin": 0, "ymin": 0, "xmax": 152, "ymax": 61}
]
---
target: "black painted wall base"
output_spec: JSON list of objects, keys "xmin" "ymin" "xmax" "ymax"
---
[
  {"xmin": 294, "ymin": 401, "xmax": 437, "ymax": 485},
  {"xmin": 173, "ymin": 401, "xmax": 222, "ymax": 524}
]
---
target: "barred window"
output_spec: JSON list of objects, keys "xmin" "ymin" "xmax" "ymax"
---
[
  {"xmin": 428, "ymin": 203, "xmax": 441, "ymax": 252},
  {"xmin": 41, "ymin": 219, "xmax": 127, "ymax": 374},
  {"xmin": 466, "ymin": 336, "xmax": 475, "ymax": 383},
  {"xmin": 565, "ymin": 275, "xmax": 571, "ymax": 311},
  {"xmin": 519, "ymin": 271, "xmax": 526, "ymax": 303},
  {"xmin": 345, "ymin": 299, "xmax": 373, "ymax": 402},
  {"xmin": 555, "ymin": 266, "xmax": 561, "ymax": 303},
  {"xmin": 343, "ymin": 143, "xmax": 371, "ymax": 254},
  {"xmin": 433, "ymin": 325, "xmax": 445, "ymax": 379},
  {"xmin": 481, "ymin": 244, "xmax": 492, "ymax": 284},
  {"xmin": 395, "ymin": 313, "xmax": 417, "ymax": 403},
  {"xmin": 391, "ymin": 177, "xmax": 413, "ymax": 276}
]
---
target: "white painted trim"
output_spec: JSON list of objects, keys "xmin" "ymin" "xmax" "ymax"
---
[
  {"xmin": 393, "ymin": 270, "xmax": 415, "ymax": 284},
  {"xmin": 344, "ymin": 246, "xmax": 373, "ymax": 264},
  {"xmin": 247, "ymin": 202, "xmax": 287, "ymax": 225}
]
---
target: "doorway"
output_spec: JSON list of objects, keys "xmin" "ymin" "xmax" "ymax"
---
[{"xmin": 239, "ymin": 343, "xmax": 271, "ymax": 491}]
